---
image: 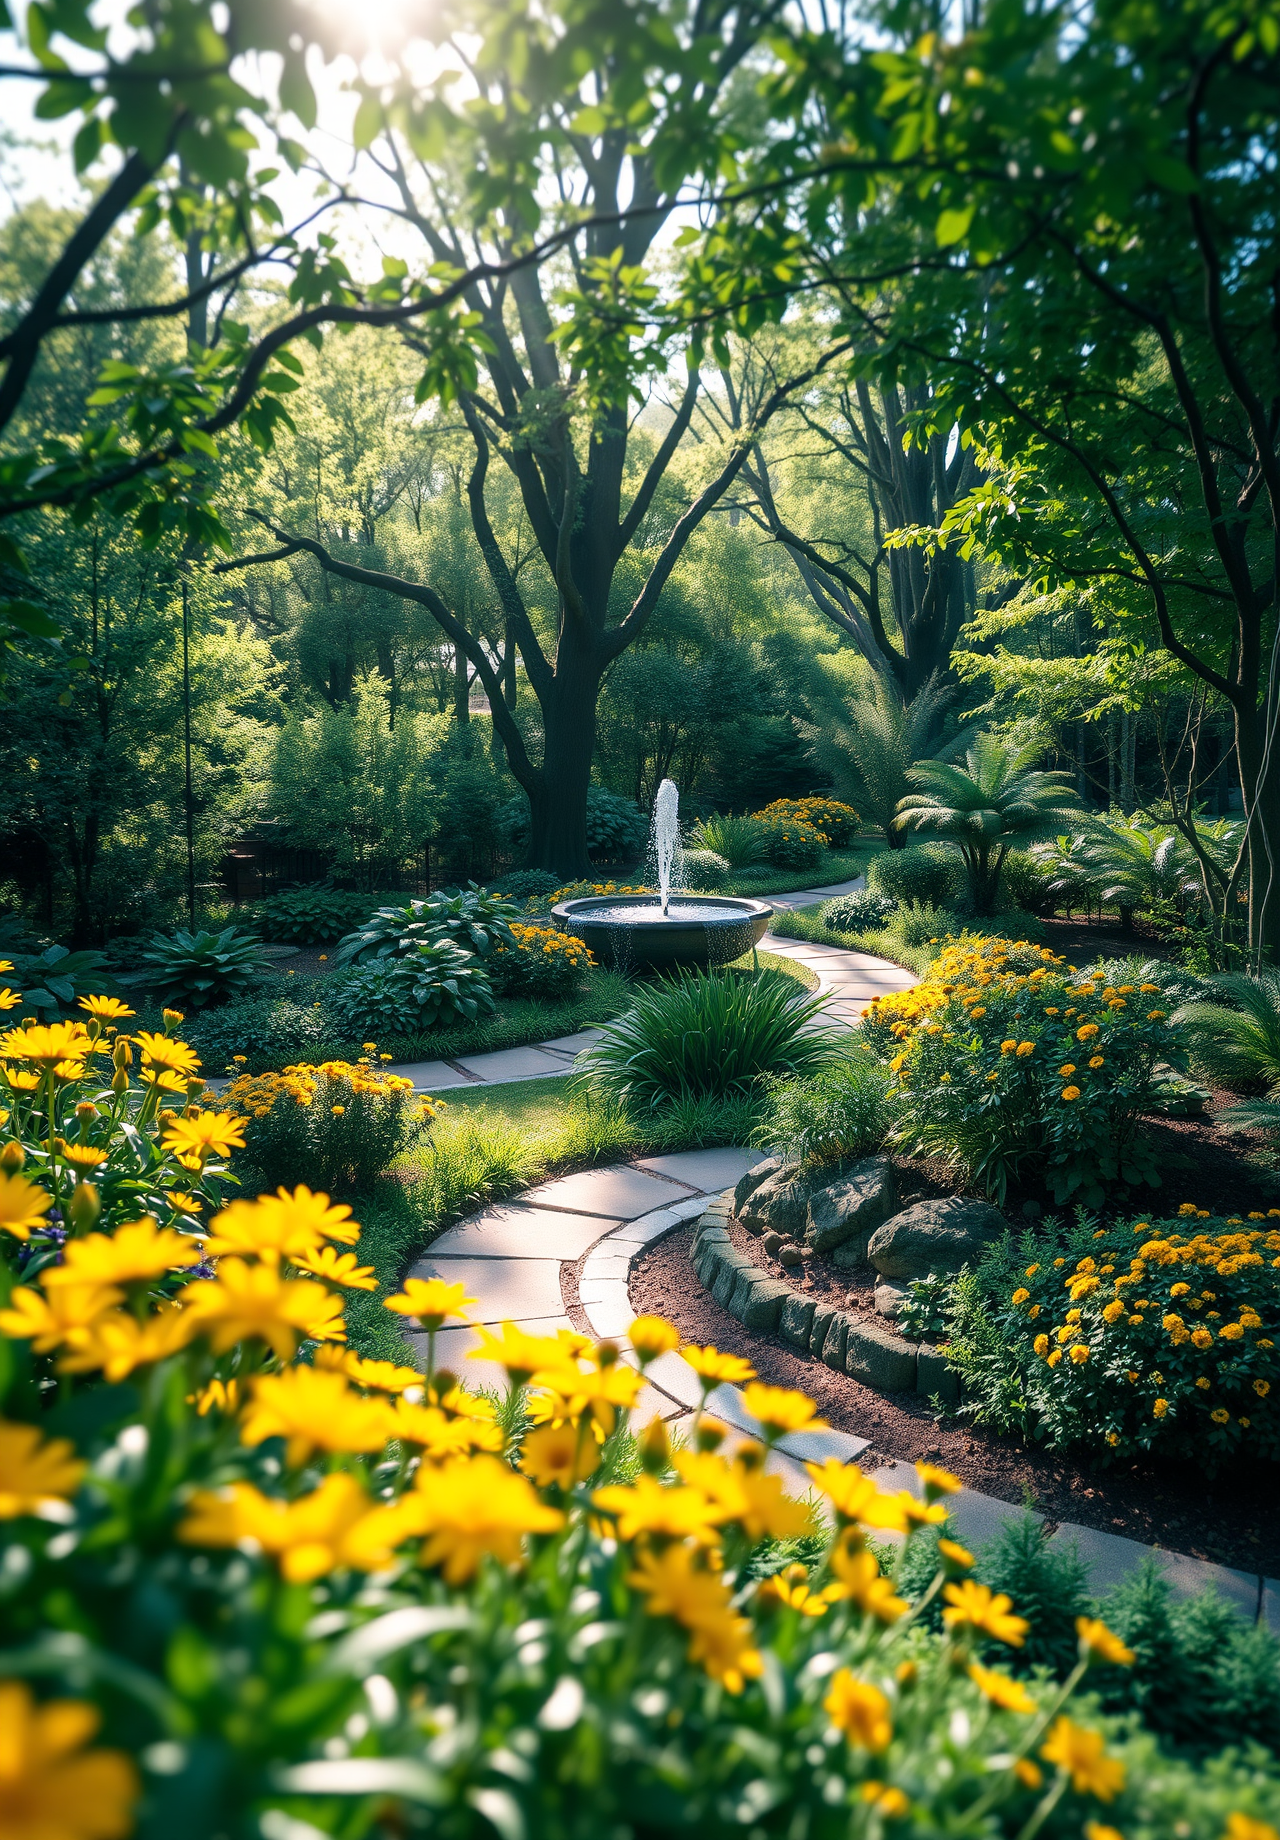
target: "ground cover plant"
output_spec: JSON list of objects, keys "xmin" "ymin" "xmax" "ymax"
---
[
  {"xmin": 862, "ymin": 937, "xmax": 1186, "ymax": 1205},
  {"xmin": 246, "ymin": 886, "xmax": 380, "ymax": 945},
  {"xmin": 943, "ymin": 1207, "xmax": 1280, "ymax": 1470},
  {"xmin": 1, "ymin": 998, "xmax": 1278, "ymax": 1839}
]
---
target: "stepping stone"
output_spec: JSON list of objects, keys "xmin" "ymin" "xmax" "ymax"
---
[
  {"xmin": 523, "ymin": 1164, "xmax": 694, "ymax": 1220},
  {"xmin": 538, "ymin": 1029, "xmax": 606, "ymax": 1055},
  {"xmin": 1049, "ymin": 1521, "xmax": 1261, "ymax": 1619},
  {"xmin": 1263, "ymin": 1579, "xmax": 1280, "ymax": 1636},
  {"xmin": 404, "ymin": 1252, "xmax": 565, "ymax": 1323},
  {"xmin": 453, "ymin": 1046, "xmax": 577, "ymax": 1083},
  {"xmin": 392, "ymin": 1060, "xmax": 477, "ymax": 1090},
  {"xmin": 636, "ymin": 1147, "xmax": 766, "ymax": 1192},
  {"xmin": 429, "ymin": 1204, "xmax": 618, "ymax": 1261},
  {"xmin": 872, "ymin": 1460, "xmax": 1040, "ymax": 1553}
]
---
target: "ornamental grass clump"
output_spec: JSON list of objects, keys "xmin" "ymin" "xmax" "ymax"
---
[
  {"xmin": 863, "ymin": 937, "xmax": 1185, "ymax": 1205},
  {"xmin": 488, "ymin": 923, "xmax": 594, "ymax": 1001},
  {"xmin": 948, "ymin": 1209, "xmax": 1280, "ymax": 1471},
  {"xmin": 223, "ymin": 1053, "xmax": 438, "ymax": 1191},
  {"xmin": 0, "ymin": 1013, "xmax": 1275, "ymax": 1837}
]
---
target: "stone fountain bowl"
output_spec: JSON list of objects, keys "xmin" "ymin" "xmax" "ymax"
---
[{"xmin": 551, "ymin": 893, "xmax": 773, "ymax": 971}]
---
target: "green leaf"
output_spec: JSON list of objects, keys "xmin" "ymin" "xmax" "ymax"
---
[
  {"xmin": 2, "ymin": 600, "xmax": 61, "ymax": 639},
  {"xmin": 1143, "ymin": 153, "xmax": 1198, "ymax": 194},
  {"xmin": 935, "ymin": 204, "xmax": 975, "ymax": 247},
  {"xmin": 353, "ymin": 89, "xmax": 382, "ymax": 150},
  {"xmin": 278, "ymin": 51, "xmax": 316, "ymax": 131}
]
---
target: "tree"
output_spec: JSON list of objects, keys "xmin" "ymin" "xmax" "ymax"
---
[
  {"xmin": 753, "ymin": 0, "xmax": 1280, "ymax": 954},
  {"xmin": 896, "ymin": 733, "xmax": 1082, "ymax": 913}
]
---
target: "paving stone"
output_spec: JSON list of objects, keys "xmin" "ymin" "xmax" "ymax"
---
[
  {"xmin": 523, "ymin": 1164, "xmax": 694, "ymax": 1219},
  {"xmin": 429, "ymin": 1205, "xmax": 617, "ymax": 1260},
  {"xmin": 1045, "ymin": 1521, "xmax": 1155, "ymax": 1594},
  {"xmin": 537, "ymin": 1029, "xmax": 606, "ymax": 1054},
  {"xmin": 611, "ymin": 1209, "xmax": 683, "ymax": 1244},
  {"xmin": 392, "ymin": 1059, "xmax": 476, "ymax": 1090},
  {"xmin": 636, "ymin": 1350, "xmax": 705, "ymax": 1411},
  {"xmin": 404, "ymin": 1253, "xmax": 565, "ymax": 1323},
  {"xmin": 636, "ymin": 1146, "xmax": 766, "ymax": 1193},
  {"xmin": 453, "ymin": 1046, "xmax": 576, "ymax": 1083},
  {"xmin": 579, "ymin": 1251, "xmax": 633, "ymax": 1283},
  {"xmin": 871, "ymin": 1461, "xmax": 1038, "ymax": 1553},
  {"xmin": 775, "ymin": 1425, "xmax": 872, "ymax": 1466},
  {"xmin": 1149, "ymin": 1549, "xmax": 1260, "ymax": 1621},
  {"xmin": 1050, "ymin": 1519, "xmax": 1264, "ymax": 1616},
  {"xmin": 583, "ymin": 1297, "xmax": 634, "ymax": 1337},
  {"xmin": 578, "ymin": 1276, "xmax": 631, "ymax": 1308}
]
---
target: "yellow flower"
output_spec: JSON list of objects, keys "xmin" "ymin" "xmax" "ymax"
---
[
  {"xmin": 131, "ymin": 1031, "xmax": 200, "ymax": 1077},
  {"xmin": 1034, "ymin": 1333, "xmax": 1050, "ymax": 1355},
  {"xmin": 160, "ymin": 1110, "xmax": 247, "ymax": 1164},
  {"xmin": 1077, "ymin": 1616, "xmax": 1135, "ymax": 1666},
  {"xmin": 0, "ymin": 1171, "xmax": 54, "ymax": 1241},
  {"xmin": 0, "ymin": 1020, "xmax": 94, "ymax": 1067},
  {"xmin": 77, "ymin": 994, "xmax": 135, "ymax": 1021},
  {"xmin": 0, "ymin": 1419, "xmax": 86, "ymax": 1517},
  {"xmin": 1070, "ymin": 1344, "xmax": 1090, "ymax": 1365},
  {"xmin": 1255, "ymin": 1379, "xmax": 1271, "ymax": 1397},
  {"xmin": 1211, "ymin": 1407, "xmax": 1230, "ymax": 1424},
  {"xmin": 192, "ymin": 1377, "xmax": 239, "ymax": 1416},
  {"xmin": 741, "ymin": 1383, "xmax": 826, "ymax": 1438},
  {"xmin": 1016, "ymin": 1041, "xmax": 1035, "ymax": 1057},
  {"xmin": 203, "ymin": 1186, "xmax": 358, "ymax": 1263},
  {"xmin": 400, "ymin": 1453, "xmax": 564, "ymax": 1583},
  {"xmin": 519, "ymin": 1423, "xmax": 601, "ymax": 1489},
  {"xmin": 1061, "ymin": 1085, "xmax": 1081, "ymax": 1101},
  {"xmin": 1012, "ymin": 1288, "xmax": 1031, "ymax": 1305},
  {"xmin": 1047, "ymin": 1348, "xmax": 1063, "ymax": 1367},
  {"xmin": 680, "ymin": 1344, "xmax": 757, "ymax": 1386},
  {"xmin": 1076, "ymin": 1022, "xmax": 1100, "ymax": 1041},
  {"xmin": 239, "ymin": 1366, "xmax": 391, "ymax": 1466},
  {"xmin": 1086, "ymin": 1826, "xmax": 1125, "ymax": 1840},
  {"xmin": 829, "ymin": 1537, "xmax": 908, "ymax": 1621},
  {"xmin": 1000, "ymin": 1039, "xmax": 1018, "ymax": 1054},
  {"xmin": 938, "ymin": 1537, "xmax": 974, "ymax": 1569},
  {"xmin": 824, "ymin": 1669, "xmax": 892, "ymax": 1751},
  {"xmin": 1102, "ymin": 1300, "xmax": 1125, "ymax": 1324},
  {"xmin": 968, "ymin": 1663, "xmax": 1037, "ymax": 1713},
  {"xmin": 1153, "ymin": 1398, "xmax": 1170, "ymax": 1418},
  {"xmin": 292, "ymin": 1246, "xmax": 378, "ymax": 1290},
  {"xmin": 593, "ymin": 1471, "xmax": 724, "ymax": 1543},
  {"xmin": 803, "ymin": 1460, "xmax": 921, "ymax": 1533},
  {"xmin": 1040, "ymin": 1716, "xmax": 1125, "ymax": 1801},
  {"xmin": 44, "ymin": 1219, "xmax": 201, "ymax": 1291},
  {"xmin": 180, "ymin": 1260, "xmax": 346, "ymax": 1360},
  {"xmin": 1089, "ymin": 1055, "xmax": 1105, "ymax": 1069},
  {"xmin": 861, "ymin": 1782, "xmax": 911, "ymax": 1819},
  {"xmin": 0, "ymin": 1282, "xmax": 122, "ymax": 1354},
  {"xmin": 674, "ymin": 1450, "xmax": 812, "ymax": 1542},
  {"xmin": 629, "ymin": 1544, "xmax": 764, "ymax": 1692},
  {"xmin": 180, "ymin": 1473, "xmax": 407, "ymax": 1581},
  {"xmin": 1225, "ymin": 1816, "xmax": 1280, "ymax": 1840},
  {"xmin": 469, "ymin": 1322, "xmax": 581, "ymax": 1383},
  {"xmin": 0, "ymin": 1678, "xmax": 138, "ymax": 1839},
  {"xmin": 383, "ymin": 1276, "xmax": 477, "ymax": 1329},
  {"xmin": 942, "ymin": 1580, "xmax": 1029, "ymax": 1647},
  {"xmin": 55, "ymin": 1304, "xmax": 195, "ymax": 1382},
  {"xmin": 1220, "ymin": 1322, "xmax": 1245, "ymax": 1341},
  {"xmin": 627, "ymin": 1314, "xmax": 681, "ymax": 1361}
]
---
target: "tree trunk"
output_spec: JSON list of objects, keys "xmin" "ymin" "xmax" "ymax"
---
[
  {"xmin": 526, "ymin": 648, "xmax": 602, "ymax": 877},
  {"xmin": 1237, "ymin": 702, "xmax": 1280, "ymax": 963}
]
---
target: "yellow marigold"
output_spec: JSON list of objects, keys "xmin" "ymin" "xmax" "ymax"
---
[
  {"xmin": 680, "ymin": 1343, "xmax": 757, "ymax": 1386},
  {"xmin": 161, "ymin": 1110, "xmax": 246, "ymax": 1164},
  {"xmin": 1012, "ymin": 1288, "xmax": 1031, "ymax": 1305},
  {"xmin": 1047, "ymin": 1348, "xmax": 1063, "ymax": 1367},
  {"xmin": 741, "ymin": 1382, "xmax": 825, "ymax": 1438},
  {"xmin": 132, "ymin": 1030, "xmax": 200, "ymax": 1077},
  {"xmin": 1062, "ymin": 1086, "xmax": 1081, "ymax": 1102},
  {"xmin": 1016, "ymin": 1041, "xmax": 1035, "ymax": 1056},
  {"xmin": 402, "ymin": 1453, "xmax": 564, "ymax": 1583},
  {"xmin": 383, "ymin": 1275, "xmax": 478, "ymax": 1328},
  {"xmin": 1040, "ymin": 1716, "xmax": 1125, "ymax": 1801},
  {"xmin": 1102, "ymin": 1300, "xmax": 1125, "ymax": 1324},
  {"xmin": 1069, "ymin": 1344, "xmax": 1090, "ymax": 1365},
  {"xmin": 1220, "ymin": 1322, "xmax": 1245, "ymax": 1341},
  {"xmin": 1076, "ymin": 1023, "xmax": 1100, "ymax": 1041},
  {"xmin": 1034, "ymin": 1334, "xmax": 1050, "ymax": 1355},
  {"xmin": 1255, "ymin": 1379, "xmax": 1271, "ymax": 1397},
  {"xmin": 824, "ymin": 1670, "xmax": 892, "ymax": 1751},
  {"xmin": 1153, "ymin": 1398, "xmax": 1170, "ymax": 1418}
]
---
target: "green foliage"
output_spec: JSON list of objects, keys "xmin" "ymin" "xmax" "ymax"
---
[
  {"xmin": 502, "ymin": 788, "xmax": 650, "ymax": 864},
  {"xmin": 330, "ymin": 938, "xmax": 496, "ymax": 1034},
  {"xmin": 752, "ymin": 816, "xmax": 826, "ymax": 870},
  {"xmin": 758, "ymin": 1051, "xmax": 893, "ymax": 1166},
  {"xmin": 1001, "ymin": 849, "xmax": 1058, "ymax": 916},
  {"xmin": 769, "ymin": 907, "xmax": 937, "ymax": 978},
  {"xmin": 139, "ymin": 926, "xmax": 268, "ymax": 1010},
  {"xmin": 1079, "ymin": 821, "xmax": 1205, "ymax": 918},
  {"xmin": 802, "ymin": 670, "xmax": 974, "ymax": 846},
  {"xmin": 1175, "ymin": 972, "xmax": 1280, "ymax": 1094},
  {"xmin": 897, "ymin": 735, "xmax": 1083, "ymax": 915},
  {"xmin": 488, "ymin": 924, "xmax": 594, "ymax": 1002},
  {"xmin": 869, "ymin": 844, "xmax": 964, "ymax": 908},
  {"xmin": 333, "ymin": 886, "xmax": 519, "ymax": 969},
  {"xmin": 582, "ymin": 967, "xmax": 839, "ymax": 1110},
  {"xmin": 245, "ymin": 885, "xmax": 377, "ymax": 945},
  {"xmin": 0, "ymin": 936, "xmax": 115, "ymax": 1014},
  {"xmin": 946, "ymin": 1209, "xmax": 1280, "ymax": 1472},
  {"xmin": 489, "ymin": 870, "xmax": 564, "ymax": 902},
  {"xmin": 682, "ymin": 847, "xmax": 732, "ymax": 890},
  {"xmin": 183, "ymin": 994, "xmax": 335, "ymax": 1072},
  {"xmin": 884, "ymin": 900, "xmax": 963, "ymax": 949},
  {"xmin": 225, "ymin": 1058, "xmax": 433, "ymax": 1192},
  {"xmin": 689, "ymin": 813, "xmax": 765, "ymax": 867},
  {"xmin": 895, "ymin": 1273, "xmax": 954, "ymax": 1344},
  {"xmin": 819, "ymin": 889, "xmax": 896, "ymax": 932}
]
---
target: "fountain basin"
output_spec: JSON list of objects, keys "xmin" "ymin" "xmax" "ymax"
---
[{"xmin": 551, "ymin": 894, "xmax": 773, "ymax": 971}]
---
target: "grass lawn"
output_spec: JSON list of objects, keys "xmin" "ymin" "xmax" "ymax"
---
[{"xmin": 722, "ymin": 845, "xmax": 879, "ymax": 897}]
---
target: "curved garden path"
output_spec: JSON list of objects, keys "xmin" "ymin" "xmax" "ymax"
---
[{"xmin": 388, "ymin": 880, "xmax": 1280, "ymax": 1629}]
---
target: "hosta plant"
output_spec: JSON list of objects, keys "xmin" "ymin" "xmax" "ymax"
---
[
  {"xmin": 333, "ymin": 885, "xmax": 519, "ymax": 968},
  {"xmin": 138, "ymin": 926, "xmax": 269, "ymax": 1009},
  {"xmin": 329, "ymin": 938, "xmax": 496, "ymax": 1034},
  {"xmin": 246, "ymin": 885, "xmax": 376, "ymax": 945},
  {"xmin": 0, "ymin": 940, "xmax": 117, "ymax": 1014}
]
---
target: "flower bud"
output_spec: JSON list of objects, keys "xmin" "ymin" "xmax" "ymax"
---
[
  {"xmin": 695, "ymin": 1417, "xmax": 727, "ymax": 1453},
  {"xmin": 74, "ymin": 1102, "xmax": 98, "ymax": 1121},
  {"xmin": 637, "ymin": 1416, "xmax": 671, "ymax": 1474},
  {"xmin": 0, "ymin": 1140, "xmax": 24, "ymax": 1172},
  {"xmin": 162, "ymin": 1008, "xmax": 184, "ymax": 1034},
  {"xmin": 112, "ymin": 1038, "xmax": 132, "ymax": 1070},
  {"xmin": 111, "ymin": 1068, "xmax": 129, "ymax": 1095},
  {"xmin": 68, "ymin": 1182, "xmax": 100, "ymax": 1233},
  {"xmin": 593, "ymin": 1339, "xmax": 619, "ymax": 1368}
]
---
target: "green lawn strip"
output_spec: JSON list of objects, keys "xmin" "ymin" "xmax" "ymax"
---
[
  {"xmin": 768, "ymin": 906, "xmax": 936, "ymax": 977},
  {"xmin": 721, "ymin": 846, "xmax": 876, "ymax": 897}
]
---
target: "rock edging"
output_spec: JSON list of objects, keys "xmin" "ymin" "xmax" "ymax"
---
[{"xmin": 690, "ymin": 1189, "xmax": 959, "ymax": 1403}]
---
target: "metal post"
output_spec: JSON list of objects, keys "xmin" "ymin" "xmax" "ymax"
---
[{"xmin": 182, "ymin": 575, "xmax": 196, "ymax": 930}]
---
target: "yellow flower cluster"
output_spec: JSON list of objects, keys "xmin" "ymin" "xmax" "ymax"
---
[
  {"xmin": 223, "ymin": 1056, "xmax": 421, "ymax": 1120},
  {"xmin": 752, "ymin": 797, "xmax": 859, "ymax": 845}
]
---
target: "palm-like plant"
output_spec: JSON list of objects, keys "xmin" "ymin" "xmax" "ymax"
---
[
  {"xmin": 896, "ymin": 734, "xmax": 1083, "ymax": 914},
  {"xmin": 1174, "ymin": 969, "xmax": 1280, "ymax": 1093},
  {"xmin": 801, "ymin": 670, "xmax": 974, "ymax": 846},
  {"xmin": 1077, "ymin": 822, "xmax": 1202, "ymax": 922}
]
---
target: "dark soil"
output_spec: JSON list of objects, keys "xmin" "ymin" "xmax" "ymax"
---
[{"xmin": 627, "ymin": 1221, "xmax": 1280, "ymax": 1579}]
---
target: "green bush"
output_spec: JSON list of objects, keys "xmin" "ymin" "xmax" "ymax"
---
[
  {"xmin": 944, "ymin": 1207, "xmax": 1280, "ymax": 1471},
  {"xmin": 688, "ymin": 812, "xmax": 765, "ymax": 867},
  {"xmin": 245, "ymin": 885, "xmax": 377, "ymax": 944},
  {"xmin": 183, "ymin": 993, "xmax": 335, "ymax": 1071},
  {"xmin": 869, "ymin": 843, "xmax": 964, "ymax": 908},
  {"xmin": 882, "ymin": 899, "xmax": 963, "ymax": 949},
  {"xmin": 138, "ymin": 925, "xmax": 268, "ymax": 1009},
  {"xmin": 1002, "ymin": 848, "xmax": 1058, "ymax": 915},
  {"xmin": 820, "ymin": 889, "xmax": 896, "ymax": 931},
  {"xmin": 582, "ymin": 967, "xmax": 838, "ymax": 1109},
  {"xmin": 224, "ymin": 1056, "xmax": 435, "ymax": 1190},
  {"xmin": 682, "ymin": 847, "xmax": 731, "ymax": 890},
  {"xmin": 488, "ymin": 922, "xmax": 594, "ymax": 1001},
  {"xmin": 753, "ymin": 817, "xmax": 826, "ymax": 871},
  {"xmin": 758, "ymin": 1050, "xmax": 894, "ymax": 1165},
  {"xmin": 333, "ymin": 885, "xmax": 519, "ymax": 968},
  {"xmin": 330, "ymin": 937, "xmax": 496, "ymax": 1033},
  {"xmin": 500, "ymin": 788, "xmax": 649, "ymax": 863},
  {"xmin": 488, "ymin": 869, "xmax": 564, "ymax": 901}
]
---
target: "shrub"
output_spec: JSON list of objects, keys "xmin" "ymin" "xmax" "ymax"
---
[
  {"xmin": 245, "ymin": 885, "xmax": 377, "ymax": 944},
  {"xmin": 1001, "ymin": 848, "xmax": 1058, "ymax": 915},
  {"xmin": 184, "ymin": 994, "xmax": 336, "ymax": 1072},
  {"xmin": 488, "ymin": 923, "xmax": 595, "ymax": 1001},
  {"xmin": 820, "ymin": 889, "xmax": 896, "ymax": 932},
  {"xmin": 882, "ymin": 899, "xmax": 963, "ymax": 949},
  {"xmin": 946, "ymin": 1207, "xmax": 1280, "ymax": 1471},
  {"xmin": 754, "ymin": 796, "xmax": 860, "ymax": 845},
  {"xmin": 1175, "ymin": 970, "xmax": 1280, "ymax": 1093},
  {"xmin": 758, "ymin": 1051, "xmax": 893, "ymax": 1165},
  {"xmin": 688, "ymin": 813, "xmax": 765, "ymax": 867},
  {"xmin": 333, "ymin": 885, "xmax": 519, "ymax": 968},
  {"xmin": 138, "ymin": 925, "xmax": 269, "ymax": 1009},
  {"xmin": 752, "ymin": 817, "xmax": 827, "ymax": 871},
  {"xmin": 864, "ymin": 937, "xmax": 1187, "ymax": 1204},
  {"xmin": 488, "ymin": 869, "xmax": 564, "ymax": 901},
  {"xmin": 224, "ymin": 1055, "xmax": 437, "ymax": 1189},
  {"xmin": 329, "ymin": 938, "xmax": 496, "ymax": 1034},
  {"xmin": 681, "ymin": 847, "xmax": 731, "ymax": 890},
  {"xmin": 582, "ymin": 967, "xmax": 838, "ymax": 1109},
  {"xmin": 869, "ymin": 843, "xmax": 964, "ymax": 908},
  {"xmin": 500, "ymin": 788, "xmax": 649, "ymax": 862},
  {"xmin": 0, "ymin": 935, "xmax": 118, "ymax": 1014}
]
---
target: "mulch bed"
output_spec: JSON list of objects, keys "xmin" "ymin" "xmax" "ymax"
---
[{"xmin": 625, "ymin": 1221, "xmax": 1280, "ymax": 1579}]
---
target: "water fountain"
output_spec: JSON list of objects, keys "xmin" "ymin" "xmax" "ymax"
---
[{"xmin": 551, "ymin": 778, "xmax": 772, "ymax": 971}]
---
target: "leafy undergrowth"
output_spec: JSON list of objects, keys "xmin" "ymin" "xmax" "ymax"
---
[{"xmin": 769, "ymin": 906, "xmax": 937, "ymax": 975}]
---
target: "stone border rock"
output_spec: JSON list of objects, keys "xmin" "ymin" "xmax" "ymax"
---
[{"xmin": 690, "ymin": 1189, "xmax": 959, "ymax": 1404}]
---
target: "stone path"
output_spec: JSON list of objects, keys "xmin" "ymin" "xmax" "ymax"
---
[
  {"xmin": 401, "ymin": 1145, "xmax": 1280, "ymax": 1632},
  {"xmin": 387, "ymin": 875, "xmax": 916, "ymax": 1092}
]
